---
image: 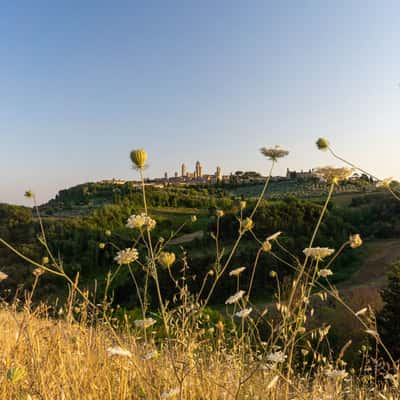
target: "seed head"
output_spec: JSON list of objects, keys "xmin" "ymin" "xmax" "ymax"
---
[
  {"xmin": 114, "ymin": 248, "xmax": 139, "ymax": 265},
  {"xmin": 229, "ymin": 266, "xmax": 246, "ymax": 277},
  {"xmin": 130, "ymin": 149, "xmax": 147, "ymax": 169},
  {"xmin": 262, "ymin": 240, "xmax": 272, "ymax": 252},
  {"xmin": 349, "ymin": 233, "xmax": 362, "ymax": 249},
  {"xmin": 240, "ymin": 217, "xmax": 254, "ymax": 232},
  {"xmin": 158, "ymin": 252, "xmax": 176, "ymax": 269},
  {"xmin": 32, "ymin": 268, "xmax": 45, "ymax": 277},
  {"xmin": 316, "ymin": 137, "xmax": 330, "ymax": 151},
  {"xmin": 314, "ymin": 166, "xmax": 352, "ymax": 184}
]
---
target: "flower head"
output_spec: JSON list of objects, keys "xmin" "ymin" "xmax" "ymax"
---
[
  {"xmin": 316, "ymin": 137, "xmax": 330, "ymax": 151},
  {"xmin": 262, "ymin": 240, "xmax": 272, "ymax": 252},
  {"xmin": 266, "ymin": 231, "xmax": 282, "ymax": 241},
  {"xmin": 99, "ymin": 242, "xmax": 106, "ymax": 249},
  {"xmin": 303, "ymin": 247, "xmax": 335, "ymax": 260},
  {"xmin": 42, "ymin": 256, "xmax": 49, "ymax": 264},
  {"xmin": 240, "ymin": 217, "xmax": 254, "ymax": 232},
  {"xmin": 269, "ymin": 270, "xmax": 277, "ymax": 278},
  {"xmin": 24, "ymin": 190, "xmax": 34, "ymax": 198},
  {"xmin": 229, "ymin": 266, "xmax": 246, "ymax": 277},
  {"xmin": 349, "ymin": 233, "xmax": 362, "ymax": 249},
  {"xmin": 239, "ymin": 201, "xmax": 247, "ymax": 210},
  {"xmin": 134, "ymin": 318, "xmax": 157, "ymax": 329},
  {"xmin": 267, "ymin": 351, "xmax": 287, "ymax": 364},
  {"xmin": 314, "ymin": 166, "xmax": 352, "ymax": 184},
  {"xmin": 376, "ymin": 177, "xmax": 393, "ymax": 188},
  {"xmin": 130, "ymin": 149, "xmax": 147, "ymax": 169},
  {"xmin": 32, "ymin": 268, "xmax": 45, "ymax": 277},
  {"xmin": 318, "ymin": 268, "xmax": 333, "ymax": 278},
  {"xmin": 107, "ymin": 346, "xmax": 132, "ymax": 357},
  {"xmin": 216, "ymin": 209, "xmax": 224, "ymax": 218},
  {"xmin": 234, "ymin": 307, "xmax": 252, "ymax": 318},
  {"xmin": 114, "ymin": 248, "xmax": 139, "ymax": 265},
  {"xmin": 225, "ymin": 290, "xmax": 246, "ymax": 304},
  {"xmin": 105, "ymin": 229, "xmax": 112, "ymax": 237},
  {"xmin": 0, "ymin": 271, "xmax": 8, "ymax": 281},
  {"xmin": 190, "ymin": 215, "xmax": 197, "ymax": 223},
  {"xmin": 158, "ymin": 252, "xmax": 176, "ymax": 269},
  {"xmin": 126, "ymin": 213, "xmax": 156, "ymax": 231},
  {"xmin": 260, "ymin": 145, "xmax": 289, "ymax": 161}
]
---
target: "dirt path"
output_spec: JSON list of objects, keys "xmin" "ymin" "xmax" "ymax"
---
[{"xmin": 169, "ymin": 231, "xmax": 204, "ymax": 245}]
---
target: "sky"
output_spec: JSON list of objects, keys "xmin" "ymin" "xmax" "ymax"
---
[{"xmin": 1, "ymin": 1, "xmax": 400, "ymax": 205}]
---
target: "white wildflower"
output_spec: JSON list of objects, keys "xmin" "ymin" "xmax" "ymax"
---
[
  {"xmin": 267, "ymin": 351, "xmax": 287, "ymax": 363},
  {"xmin": 107, "ymin": 346, "xmax": 132, "ymax": 357},
  {"xmin": 260, "ymin": 145, "xmax": 289, "ymax": 161},
  {"xmin": 134, "ymin": 318, "xmax": 157, "ymax": 329},
  {"xmin": 234, "ymin": 307, "xmax": 252, "ymax": 318},
  {"xmin": 114, "ymin": 248, "xmax": 139, "ymax": 265},
  {"xmin": 318, "ymin": 268, "xmax": 333, "ymax": 278},
  {"xmin": 0, "ymin": 271, "xmax": 8, "ymax": 281},
  {"xmin": 266, "ymin": 231, "xmax": 282, "ymax": 241},
  {"xmin": 229, "ymin": 267, "xmax": 246, "ymax": 277},
  {"xmin": 314, "ymin": 166, "xmax": 352, "ymax": 184},
  {"xmin": 325, "ymin": 368, "xmax": 348, "ymax": 380},
  {"xmin": 161, "ymin": 388, "xmax": 180, "ymax": 398},
  {"xmin": 303, "ymin": 247, "xmax": 335, "ymax": 260},
  {"xmin": 225, "ymin": 290, "xmax": 246, "ymax": 304}
]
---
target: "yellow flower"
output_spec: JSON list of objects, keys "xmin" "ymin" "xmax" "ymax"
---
[
  {"xmin": 240, "ymin": 217, "xmax": 254, "ymax": 232},
  {"xmin": 316, "ymin": 137, "xmax": 330, "ymax": 151},
  {"xmin": 130, "ymin": 149, "xmax": 147, "ymax": 169},
  {"xmin": 24, "ymin": 190, "xmax": 34, "ymax": 198},
  {"xmin": 269, "ymin": 270, "xmax": 277, "ymax": 278},
  {"xmin": 98, "ymin": 242, "xmax": 106, "ymax": 249},
  {"xmin": 349, "ymin": 233, "xmax": 362, "ymax": 249},
  {"xmin": 158, "ymin": 252, "xmax": 176, "ymax": 269}
]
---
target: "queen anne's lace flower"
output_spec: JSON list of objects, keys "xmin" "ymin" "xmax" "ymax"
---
[
  {"xmin": 314, "ymin": 166, "xmax": 352, "ymax": 184},
  {"xmin": 303, "ymin": 247, "xmax": 335, "ymax": 260},
  {"xmin": 107, "ymin": 346, "xmax": 132, "ymax": 357},
  {"xmin": 0, "ymin": 271, "xmax": 8, "ymax": 281},
  {"xmin": 234, "ymin": 307, "xmax": 252, "ymax": 318},
  {"xmin": 318, "ymin": 268, "xmax": 333, "ymax": 278},
  {"xmin": 229, "ymin": 266, "xmax": 246, "ymax": 277},
  {"xmin": 114, "ymin": 248, "xmax": 139, "ymax": 265},
  {"xmin": 260, "ymin": 145, "xmax": 289, "ymax": 161},
  {"xmin": 267, "ymin": 351, "xmax": 287, "ymax": 363},
  {"xmin": 134, "ymin": 318, "xmax": 157, "ymax": 329},
  {"xmin": 225, "ymin": 290, "xmax": 246, "ymax": 304}
]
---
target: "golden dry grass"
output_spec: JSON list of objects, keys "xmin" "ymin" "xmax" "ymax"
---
[{"xmin": 0, "ymin": 306, "xmax": 397, "ymax": 400}]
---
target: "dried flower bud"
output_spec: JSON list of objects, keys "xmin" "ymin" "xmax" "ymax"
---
[
  {"xmin": 158, "ymin": 252, "xmax": 176, "ymax": 269},
  {"xmin": 130, "ymin": 149, "xmax": 147, "ymax": 169},
  {"xmin": 316, "ymin": 137, "xmax": 330, "ymax": 151}
]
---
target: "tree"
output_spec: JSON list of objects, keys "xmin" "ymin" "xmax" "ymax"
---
[{"xmin": 378, "ymin": 261, "xmax": 400, "ymax": 361}]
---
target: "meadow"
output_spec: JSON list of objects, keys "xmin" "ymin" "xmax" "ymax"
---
[{"xmin": 1, "ymin": 139, "xmax": 400, "ymax": 399}]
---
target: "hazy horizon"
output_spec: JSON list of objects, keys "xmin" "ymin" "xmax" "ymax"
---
[{"xmin": 2, "ymin": 1, "xmax": 400, "ymax": 206}]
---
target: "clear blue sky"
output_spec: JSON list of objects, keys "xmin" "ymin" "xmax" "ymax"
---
[{"xmin": 1, "ymin": 1, "xmax": 399, "ymax": 205}]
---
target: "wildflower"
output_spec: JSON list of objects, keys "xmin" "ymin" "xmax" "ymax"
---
[
  {"xmin": 318, "ymin": 269, "xmax": 333, "ymax": 278},
  {"xmin": 266, "ymin": 231, "xmax": 282, "ymax": 241},
  {"xmin": 234, "ymin": 307, "xmax": 252, "ymax": 318},
  {"xmin": 32, "ymin": 268, "xmax": 45, "ymax": 277},
  {"xmin": 262, "ymin": 240, "xmax": 272, "ymax": 252},
  {"xmin": 161, "ymin": 388, "xmax": 180, "ymax": 399},
  {"xmin": 190, "ymin": 215, "xmax": 197, "ymax": 223},
  {"xmin": 349, "ymin": 233, "xmax": 362, "ymax": 249},
  {"xmin": 144, "ymin": 350, "xmax": 159, "ymax": 360},
  {"xmin": 6, "ymin": 366, "xmax": 26, "ymax": 383},
  {"xmin": 107, "ymin": 346, "xmax": 132, "ymax": 357},
  {"xmin": 42, "ymin": 256, "xmax": 49, "ymax": 264},
  {"xmin": 126, "ymin": 213, "xmax": 147, "ymax": 229},
  {"xmin": 105, "ymin": 229, "xmax": 112, "ymax": 237},
  {"xmin": 269, "ymin": 270, "xmax": 277, "ymax": 278},
  {"xmin": 316, "ymin": 137, "xmax": 330, "ymax": 151},
  {"xmin": 325, "ymin": 369, "xmax": 348, "ymax": 380},
  {"xmin": 376, "ymin": 177, "xmax": 393, "ymax": 188},
  {"xmin": 216, "ymin": 209, "xmax": 224, "ymax": 218},
  {"xmin": 208, "ymin": 269, "xmax": 214, "ymax": 276},
  {"xmin": 355, "ymin": 307, "xmax": 368, "ymax": 316},
  {"xmin": 98, "ymin": 242, "xmax": 106, "ymax": 249},
  {"xmin": 145, "ymin": 216, "xmax": 156, "ymax": 231},
  {"xmin": 114, "ymin": 248, "xmax": 139, "ymax": 265},
  {"xmin": 0, "ymin": 271, "xmax": 8, "ymax": 281},
  {"xmin": 158, "ymin": 252, "xmax": 176, "ymax": 269},
  {"xmin": 225, "ymin": 290, "xmax": 246, "ymax": 304},
  {"xmin": 301, "ymin": 349, "xmax": 309, "ymax": 357},
  {"xmin": 314, "ymin": 166, "xmax": 352, "ymax": 184},
  {"xmin": 134, "ymin": 318, "xmax": 157, "ymax": 329},
  {"xmin": 229, "ymin": 266, "xmax": 246, "ymax": 277},
  {"xmin": 239, "ymin": 200, "xmax": 247, "ymax": 210},
  {"xmin": 24, "ymin": 190, "xmax": 34, "ymax": 198},
  {"xmin": 267, "ymin": 351, "xmax": 287, "ymax": 363},
  {"xmin": 260, "ymin": 145, "xmax": 289, "ymax": 161},
  {"xmin": 240, "ymin": 217, "xmax": 254, "ymax": 232},
  {"xmin": 303, "ymin": 247, "xmax": 335, "ymax": 260},
  {"xmin": 216, "ymin": 320, "xmax": 224, "ymax": 331},
  {"xmin": 130, "ymin": 149, "xmax": 147, "ymax": 169}
]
